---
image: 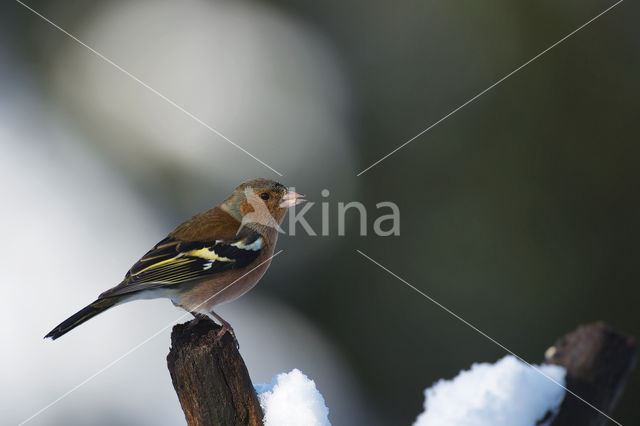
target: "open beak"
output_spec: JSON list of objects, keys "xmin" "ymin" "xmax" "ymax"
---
[{"xmin": 279, "ymin": 190, "xmax": 306, "ymax": 208}]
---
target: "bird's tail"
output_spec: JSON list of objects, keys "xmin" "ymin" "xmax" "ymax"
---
[{"xmin": 45, "ymin": 296, "xmax": 123, "ymax": 340}]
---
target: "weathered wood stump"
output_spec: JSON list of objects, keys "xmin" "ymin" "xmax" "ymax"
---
[
  {"xmin": 546, "ymin": 322, "xmax": 637, "ymax": 426},
  {"xmin": 167, "ymin": 319, "xmax": 264, "ymax": 426}
]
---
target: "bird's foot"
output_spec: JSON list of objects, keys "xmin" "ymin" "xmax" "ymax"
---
[
  {"xmin": 216, "ymin": 323, "xmax": 239, "ymax": 349},
  {"xmin": 211, "ymin": 311, "xmax": 239, "ymax": 349}
]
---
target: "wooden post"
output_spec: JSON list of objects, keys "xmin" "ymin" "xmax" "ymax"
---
[
  {"xmin": 167, "ymin": 319, "xmax": 264, "ymax": 426},
  {"xmin": 546, "ymin": 322, "xmax": 637, "ymax": 426}
]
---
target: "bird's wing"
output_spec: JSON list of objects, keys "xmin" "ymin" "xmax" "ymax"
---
[{"xmin": 100, "ymin": 232, "xmax": 263, "ymax": 298}]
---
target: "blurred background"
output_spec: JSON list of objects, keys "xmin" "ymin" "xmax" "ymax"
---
[{"xmin": 2, "ymin": 0, "xmax": 639, "ymax": 424}]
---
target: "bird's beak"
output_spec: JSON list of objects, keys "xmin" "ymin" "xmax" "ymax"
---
[{"xmin": 280, "ymin": 190, "xmax": 306, "ymax": 208}]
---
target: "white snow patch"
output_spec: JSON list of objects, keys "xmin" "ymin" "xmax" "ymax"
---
[
  {"xmin": 414, "ymin": 355, "xmax": 566, "ymax": 426},
  {"xmin": 256, "ymin": 369, "xmax": 330, "ymax": 426}
]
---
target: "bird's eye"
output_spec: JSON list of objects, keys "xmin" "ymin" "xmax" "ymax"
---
[{"xmin": 260, "ymin": 192, "xmax": 270, "ymax": 200}]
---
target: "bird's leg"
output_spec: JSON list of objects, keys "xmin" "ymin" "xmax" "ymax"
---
[
  {"xmin": 187, "ymin": 311, "xmax": 210, "ymax": 329},
  {"xmin": 209, "ymin": 310, "xmax": 238, "ymax": 347}
]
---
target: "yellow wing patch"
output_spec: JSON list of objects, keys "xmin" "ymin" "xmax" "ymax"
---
[
  {"xmin": 134, "ymin": 255, "xmax": 192, "ymax": 275},
  {"xmin": 134, "ymin": 248, "xmax": 232, "ymax": 278},
  {"xmin": 184, "ymin": 248, "xmax": 234, "ymax": 262}
]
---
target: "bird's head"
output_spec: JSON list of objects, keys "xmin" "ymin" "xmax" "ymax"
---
[{"xmin": 222, "ymin": 178, "xmax": 305, "ymax": 233}]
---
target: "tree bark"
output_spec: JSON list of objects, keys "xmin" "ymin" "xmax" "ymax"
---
[
  {"xmin": 167, "ymin": 319, "xmax": 264, "ymax": 426},
  {"xmin": 545, "ymin": 322, "xmax": 637, "ymax": 426}
]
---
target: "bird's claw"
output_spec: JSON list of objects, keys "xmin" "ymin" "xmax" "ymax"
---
[{"xmin": 216, "ymin": 324, "xmax": 239, "ymax": 349}]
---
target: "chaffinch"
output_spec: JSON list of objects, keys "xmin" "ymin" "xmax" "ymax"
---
[{"xmin": 45, "ymin": 178, "xmax": 305, "ymax": 340}]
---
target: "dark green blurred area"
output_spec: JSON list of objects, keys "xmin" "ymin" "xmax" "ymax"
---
[
  {"xmin": 8, "ymin": 0, "xmax": 640, "ymax": 424},
  {"xmin": 281, "ymin": 1, "xmax": 640, "ymax": 424}
]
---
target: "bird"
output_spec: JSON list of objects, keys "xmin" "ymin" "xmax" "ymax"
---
[{"xmin": 45, "ymin": 178, "xmax": 305, "ymax": 340}]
